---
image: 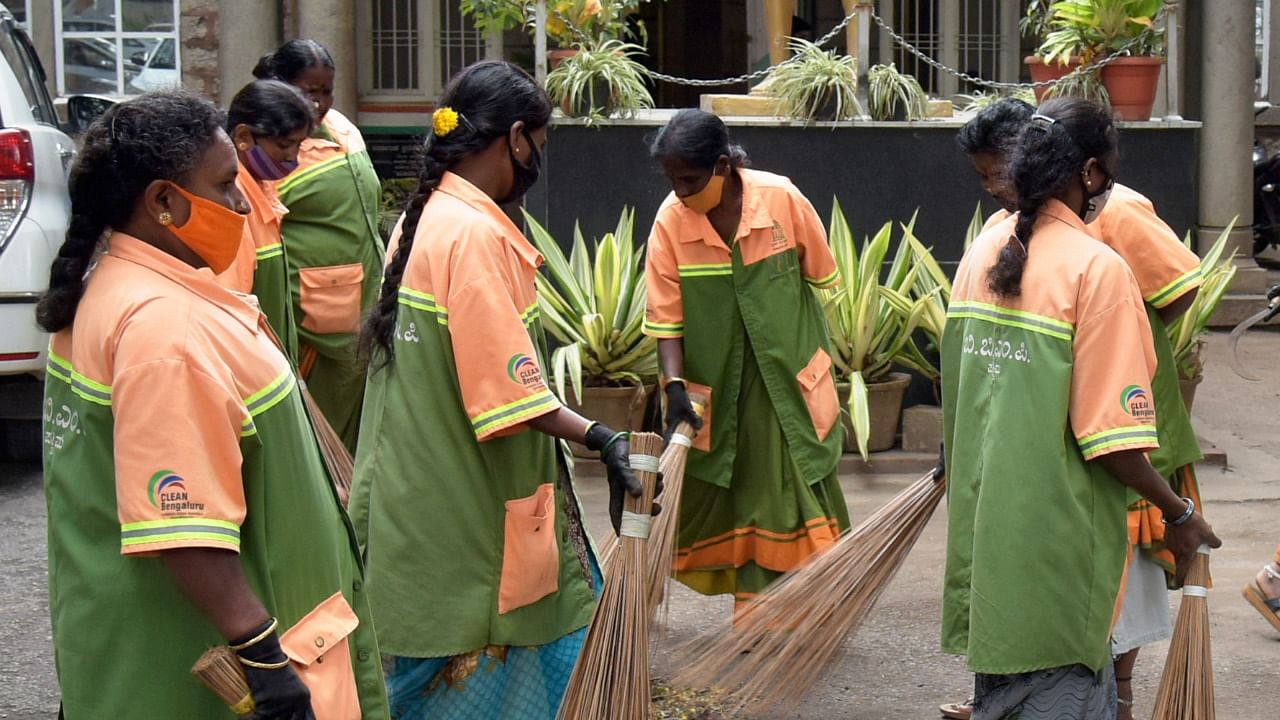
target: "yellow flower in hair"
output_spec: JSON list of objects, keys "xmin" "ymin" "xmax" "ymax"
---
[{"xmin": 433, "ymin": 107, "xmax": 460, "ymax": 137}]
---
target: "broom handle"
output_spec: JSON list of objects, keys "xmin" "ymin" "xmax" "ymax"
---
[{"xmin": 1183, "ymin": 545, "xmax": 1212, "ymax": 593}]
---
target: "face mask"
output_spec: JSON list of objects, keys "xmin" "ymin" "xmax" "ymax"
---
[
  {"xmin": 1081, "ymin": 171, "xmax": 1114, "ymax": 224},
  {"xmin": 244, "ymin": 143, "xmax": 299, "ymax": 181},
  {"xmin": 166, "ymin": 183, "xmax": 247, "ymax": 274},
  {"xmin": 499, "ymin": 131, "xmax": 541, "ymax": 204},
  {"xmin": 680, "ymin": 172, "xmax": 725, "ymax": 215}
]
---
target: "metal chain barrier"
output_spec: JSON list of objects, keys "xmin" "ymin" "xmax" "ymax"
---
[
  {"xmin": 865, "ymin": 6, "xmax": 1166, "ymax": 91},
  {"xmin": 563, "ymin": 3, "xmax": 1168, "ymax": 92}
]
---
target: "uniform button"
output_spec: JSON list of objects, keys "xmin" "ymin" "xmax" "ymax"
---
[
  {"xmin": 357, "ymin": 649, "xmax": 371, "ymax": 661},
  {"xmin": 315, "ymin": 636, "xmax": 326, "ymax": 648},
  {"xmin": 353, "ymin": 581, "xmax": 362, "ymax": 592}
]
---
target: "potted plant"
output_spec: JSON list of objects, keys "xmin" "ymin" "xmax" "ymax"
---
[
  {"xmin": 523, "ymin": 208, "xmax": 658, "ymax": 455},
  {"xmin": 819, "ymin": 201, "xmax": 936, "ymax": 459},
  {"xmin": 1038, "ymin": 0, "xmax": 1166, "ymax": 119},
  {"xmin": 545, "ymin": 38, "xmax": 654, "ymax": 123},
  {"xmin": 770, "ymin": 37, "xmax": 863, "ymax": 122},
  {"xmin": 460, "ymin": 0, "xmax": 654, "ymax": 65},
  {"xmin": 1168, "ymin": 223, "xmax": 1238, "ymax": 411},
  {"xmin": 1023, "ymin": 0, "xmax": 1077, "ymax": 102},
  {"xmin": 867, "ymin": 62, "xmax": 929, "ymax": 121}
]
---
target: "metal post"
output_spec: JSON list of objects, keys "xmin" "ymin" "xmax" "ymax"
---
[
  {"xmin": 535, "ymin": 0, "xmax": 547, "ymax": 84},
  {"xmin": 1164, "ymin": 1, "xmax": 1183, "ymax": 120}
]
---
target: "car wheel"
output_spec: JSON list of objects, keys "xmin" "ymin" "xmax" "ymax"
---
[{"xmin": 1, "ymin": 419, "xmax": 43, "ymax": 462}]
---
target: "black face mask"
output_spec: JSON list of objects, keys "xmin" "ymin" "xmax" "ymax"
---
[{"xmin": 498, "ymin": 130, "xmax": 541, "ymax": 205}]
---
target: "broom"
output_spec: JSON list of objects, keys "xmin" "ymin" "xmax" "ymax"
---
[
  {"xmin": 257, "ymin": 319, "xmax": 354, "ymax": 505},
  {"xmin": 674, "ymin": 468, "xmax": 946, "ymax": 711},
  {"xmin": 1150, "ymin": 545, "xmax": 1215, "ymax": 720},
  {"xmin": 192, "ymin": 645, "xmax": 255, "ymax": 717},
  {"xmin": 557, "ymin": 432, "xmax": 663, "ymax": 720},
  {"xmin": 647, "ymin": 394, "xmax": 707, "ymax": 624}
]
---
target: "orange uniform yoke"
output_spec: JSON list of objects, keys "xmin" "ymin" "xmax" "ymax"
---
[{"xmin": 643, "ymin": 168, "xmax": 839, "ymax": 340}]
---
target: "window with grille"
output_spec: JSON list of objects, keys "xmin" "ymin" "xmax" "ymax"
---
[
  {"xmin": 437, "ymin": 0, "xmax": 487, "ymax": 89},
  {"xmin": 53, "ymin": 0, "xmax": 180, "ymax": 96},
  {"xmin": 364, "ymin": 1, "xmax": 495, "ymax": 99},
  {"xmin": 877, "ymin": 0, "xmax": 1017, "ymax": 97},
  {"xmin": 373, "ymin": 0, "xmax": 420, "ymax": 91}
]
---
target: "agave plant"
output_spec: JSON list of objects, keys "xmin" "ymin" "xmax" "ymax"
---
[
  {"xmin": 523, "ymin": 208, "xmax": 658, "ymax": 403},
  {"xmin": 819, "ymin": 200, "xmax": 936, "ymax": 459},
  {"xmin": 1168, "ymin": 221, "xmax": 1239, "ymax": 379}
]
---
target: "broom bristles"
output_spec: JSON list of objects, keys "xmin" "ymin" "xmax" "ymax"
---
[
  {"xmin": 301, "ymin": 383, "xmax": 353, "ymax": 506},
  {"xmin": 1151, "ymin": 546, "xmax": 1215, "ymax": 720},
  {"xmin": 192, "ymin": 645, "xmax": 254, "ymax": 716},
  {"xmin": 558, "ymin": 432, "xmax": 663, "ymax": 720},
  {"xmin": 673, "ymin": 470, "xmax": 946, "ymax": 711}
]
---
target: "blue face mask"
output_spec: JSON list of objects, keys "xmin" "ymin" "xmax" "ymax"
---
[{"xmin": 244, "ymin": 143, "xmax": 299, "ymax": 181}]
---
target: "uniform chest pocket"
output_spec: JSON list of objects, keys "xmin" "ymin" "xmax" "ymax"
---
[
  {"xmin": 498, "ymin": 482, "xmax": 560, "ymax": 614},
  {"xmin": 279, "ymin": 592, "xmax": 362, "ymax": 720},
  {"xmin": 298, "ymin": 263, "xmax": 365, "ymax": 335},
  {"xmin": 796, "ymin": 348, "xmax": 839, "ymax": 441},
  {"xmin": 767, "ymin": 249, "xmax": 800, "ymax": 278}
]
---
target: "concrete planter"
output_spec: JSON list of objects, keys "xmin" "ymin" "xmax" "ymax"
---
[{"xmin": 563, "ymin": 383, "xmax": 654, "ymax": 458}]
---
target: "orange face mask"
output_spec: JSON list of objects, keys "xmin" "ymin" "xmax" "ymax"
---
[
  {"xmin": 166, "ymin": 183, "xmax": 247, "ymax": 274},
  {"xmin": 680, "ymin": 172, "xmax": 725, "ymax": 215}
]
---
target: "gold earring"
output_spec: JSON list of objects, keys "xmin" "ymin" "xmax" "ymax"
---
[
  {"xmin": 158, "ymin": 212, "xmax": 172, "ymax": 226},
  {"xmin": 238, "ymin": 143, "xmax": 249, "ymax": 151}
]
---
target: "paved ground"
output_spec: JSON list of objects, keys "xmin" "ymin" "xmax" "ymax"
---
[{"xmin": 3, "ymin": 330, "xmax": 1278, "ymax": 719}]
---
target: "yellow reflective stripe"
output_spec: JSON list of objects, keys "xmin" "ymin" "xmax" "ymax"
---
[
  {"xmin": 47, "ymin": 350, "xmax": 112, "ymax": 405},
  {"xmin": 276, "ymin": 154, "xmax": 348, "ymax": 194},
  {"xmin": 120, "ymin": 518, "xmax": 241, "ymax": 548},
  {"xmin": 948, "ymin": 301, "xmax": 1074, "ymax": 342},
  {"xmin": 397, "ymin": 287, "xmax": 449, "ymax": 325},
  {"xmin": 1078, "ymin": 426, "xmax": 1159, "ymax": 458},
  {"xmin": 806, "ymin": 268, "xmax": 840, "ymax": 288},
  {"xmin": 241, "ymin": 417, "xmax": 257, "ymax": 438},
  {"xmin": 256, "ymin": 243, "xmax": 284, "ymax": 260},
  {"xmin": 1146, "ymin": 266, "xmax": 1202, "ymax": 309},
  {"xmin": 471, "ymin": 391, "xmax": 560, "ymax": 437},
  {"xmin": 643, "ymin": 319, "xmax": 684, "ymax": 338},
  {"xmin": 520, "ymin": 302, "xmax": 540, "ymax": 327},
  {"xmin": 678, "ymin": 263, "xmax": 733, "ymax": 278},
  {"xmin": 244, "ymin": 371, "xmax": 296, "ymax": 417}
]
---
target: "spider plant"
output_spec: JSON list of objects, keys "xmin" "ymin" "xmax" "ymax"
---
[
  {"xmin": 545, "ymin": 39, "xmax": 654, "ymax": 125},
  {"xmin": 1168, "ymin": 221, "xmax": 1239, "ymax": 380},
  {"xmin": 819, "ymin": 200, "xmax": 935, "ymax": 459},
  {"xmin": 522, "ymin": 208, "xmax": 658, "ymax": 403},
  {"xmin": 867, "ymin": 63, "xmax": 929, "ymax": 121},
  {"xmin": 771, "ymin": 37, "xmax": 864, "ymax": 122},
  {"xmin": 958, "ymin": 88, "xmax": 1037, "ymax": 112},
  {"xmin": 1043, "ymin": 68, "xmax": 1111, "ymax": 105}
]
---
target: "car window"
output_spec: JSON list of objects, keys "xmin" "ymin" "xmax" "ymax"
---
[{"xmin": 0, "ymin": 17, "xmax": 58, "ymax": 126}]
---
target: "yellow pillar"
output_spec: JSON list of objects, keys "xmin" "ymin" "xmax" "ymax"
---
[{"xmin": 765, "ymin": 0, "xmax": 797, "ymax": 65}]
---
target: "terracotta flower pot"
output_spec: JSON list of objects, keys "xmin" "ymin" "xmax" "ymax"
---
[
  {"xmin": 1025, "ymin": 55, "xmax": 1079, "ymax": 103},
  {"xmin": 1098, "ymin": 56, "xmax": 1163, "ymax": 121},
  {"xmin": 837, "ymin": 372, "xmax": 912, "ymax": 454},
  {"xmin": 548, "ymin": 48, "xmax": 577, "ymax": 71},
  {"xmin": 563, "ymin": 383, "xmax": 654, "ymax": 458}
]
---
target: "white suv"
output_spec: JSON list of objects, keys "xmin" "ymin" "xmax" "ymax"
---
[{"xmin": 0, "ymin": 9, "xmax": 74, "ymax": 460}]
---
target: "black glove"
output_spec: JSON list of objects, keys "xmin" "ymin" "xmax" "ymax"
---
[
  {"xmin": 933, "ymin": 442, "xmax": 946, "ymax": 481},
  {"xmin": 585, "ymin": 423, "xmax": 645, "ymax": 534},
  {"xmin": 232, "ymin": 619, "xmax": 315, "ymax": 720},
  {"xmin": 663, "ymin": 381, "xmax": 703, "ymax": 441}
]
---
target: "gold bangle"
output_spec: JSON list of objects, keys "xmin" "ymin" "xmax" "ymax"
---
[
  {"xmin": 229, "ymin": 617, "xmax": 278, "ymax": 651},
  {"xmin": 237, "ymin": 656, "xmax": 291, "ymax": 670}
]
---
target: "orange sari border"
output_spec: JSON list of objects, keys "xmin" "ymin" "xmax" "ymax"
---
[{"xmin": 675, "ymin": 516, "xmax": 841, "ymax": 573}]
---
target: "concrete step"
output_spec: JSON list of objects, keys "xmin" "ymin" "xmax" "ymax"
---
[{"xmin": 1208, "ymin": 294, "xmax": 1279, "ymax": 328}]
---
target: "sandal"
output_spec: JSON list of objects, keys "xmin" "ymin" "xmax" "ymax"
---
[
  {"xmin": 1242, "ymin": 565, "xmax": 1280, "ymax": 633},
  {"xmin": 939, "ymin": 698, "xmax": 973, "ymax": 720}
]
